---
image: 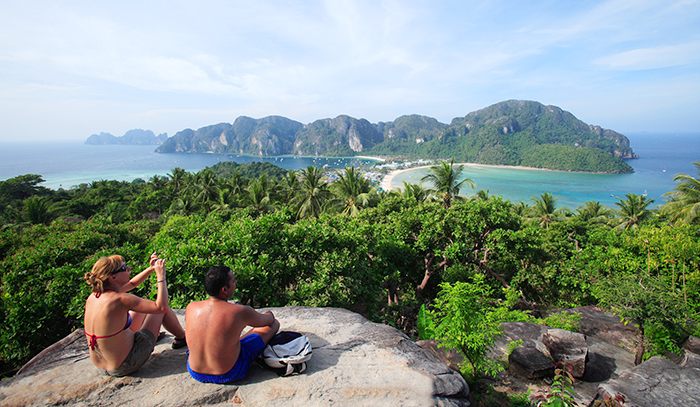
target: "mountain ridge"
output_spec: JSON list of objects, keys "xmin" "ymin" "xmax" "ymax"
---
[
  {"xmin": 85, "ymin": 129, "xmax": 167, "ymax": 145},
  {"xmin": 100, "ymin": 100, "xmax": 638, "ymax": 173}
]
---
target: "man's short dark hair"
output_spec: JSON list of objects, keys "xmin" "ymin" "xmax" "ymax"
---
[{"xmin": 205, "ymin": 266, "xmax": 232, "ymax": 297}]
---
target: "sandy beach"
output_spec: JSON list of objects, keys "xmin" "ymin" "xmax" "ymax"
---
[
  {"xmin": 379, "ymin": 162, "xmax": 555, "ymax": 192},
  {"xmin": 354, "ymin": 155, "xmax": 385, "ymax": 161},
  {"xmin": 380, "ymin": 165, "xmax": 431, "ymax": 191}
]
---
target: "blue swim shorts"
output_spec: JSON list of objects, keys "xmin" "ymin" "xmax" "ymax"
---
[{"xmin": 187, "ymin": 334, "xmax": 265, "ymax": 384}]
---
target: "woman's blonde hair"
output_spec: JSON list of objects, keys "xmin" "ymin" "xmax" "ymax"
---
[{"xmin": 85, "ymin": 255, "xmax": 124, "ymax": 293}]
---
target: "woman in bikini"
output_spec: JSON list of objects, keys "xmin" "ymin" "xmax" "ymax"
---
[{"xmin": 83, "ymin": 252, "xmax": 186, "ymax": 376}]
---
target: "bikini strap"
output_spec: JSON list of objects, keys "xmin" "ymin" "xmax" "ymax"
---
[{"xmin": 85, "ymin": 314, "xmax": 131, "ymax": 351}]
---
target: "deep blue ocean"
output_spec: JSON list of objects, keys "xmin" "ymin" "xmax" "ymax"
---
[{"xmin": 1, "ymin": 133, "xmax": 698, "ymax": 209}]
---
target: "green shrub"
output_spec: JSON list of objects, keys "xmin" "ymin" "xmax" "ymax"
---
[{"xmin": 0, "ymin": 219, "xmax": 156, "ymax": 367}]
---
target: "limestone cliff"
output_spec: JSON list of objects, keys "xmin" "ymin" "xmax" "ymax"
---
[{"xmin": 150, "ymin": 100, "xmax": 638, "ymax": 173}]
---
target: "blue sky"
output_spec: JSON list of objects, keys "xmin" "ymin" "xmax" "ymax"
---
[{"xmin": 1, "ymin": 0, "xmax": 699, "ymax": 142}]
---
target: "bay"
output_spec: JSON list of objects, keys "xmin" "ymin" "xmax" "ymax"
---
[
  {"xmin": 1, "ymin": 133, "xmax": 698, "ymax": 210},
  {"xmin": 0, "ymin": 142, "xmax": 378, "ymax": 190},
  {"xmin": 387, "ymin": 133, "xmax": 700, "ymax": 209}
]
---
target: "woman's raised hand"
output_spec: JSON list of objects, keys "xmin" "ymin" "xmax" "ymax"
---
[
  {"xmin": 153, "ymin": 258, "xmax": 166, "ymax": 280},
  {"xmin": 149, "ymin": 251, "xmax": 158, "ymax": 267}
]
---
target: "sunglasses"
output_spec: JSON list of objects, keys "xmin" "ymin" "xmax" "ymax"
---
[{"xmin": 112, "ymin": 263, "xmax": 129, "ymax": 275}]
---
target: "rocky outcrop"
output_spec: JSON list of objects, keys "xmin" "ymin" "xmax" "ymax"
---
[
  {"xmin": 0, "ymin": 307, "xmax": 469, "ymax": 407},
  {"xmin": 588, "ymin": 125, "xmax": 638, "ymax": 159},
  {"xmin": 293, "ymin": 115, "xmax": 383, "ymax": 156},
  {"xmin": 550, "ymin": 306, "xmax": 639, "ymax": 353},
  {"xmin": 542, "ymin": 329, "xmax": 588, "ymax": 378},
  {"xmin": 508, "ymin": 347, "xmax": 555, "ymax": 379},
  {"xmin": 361, "ymin": 306, "xmax": 699, "ymax": 407},
  {"xmin": 494, "ymin": 309, "xmax": 700, "ymax": 406},
  {"xmin": 156, "ymin": 117, "xmax": 303, "ymax": 156},
  {"xmin": 593, "ymin": 356, "xmax": 700, "ymax": 406},
  {"xmin": 85, "ymin": 129, "xmax": 167, "ymax": 145}
]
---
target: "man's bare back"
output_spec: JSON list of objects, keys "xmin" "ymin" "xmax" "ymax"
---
[{"xmin": 185, "ymin": 268, "xmax": 279, "ymax": 379}]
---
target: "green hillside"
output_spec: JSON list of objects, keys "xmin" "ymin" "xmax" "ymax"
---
[{"xmin": 153, "ymin": 100, "xmax": 637, "ymax": 173}]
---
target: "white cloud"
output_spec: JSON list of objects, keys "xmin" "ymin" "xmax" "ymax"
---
[
  {"xmin": 594, "ymin": 43, "xmax": 700, "ymax": 70},
  {"xmin": 1, "ymin": 0, "xmax": 699, "ymax": 140}
]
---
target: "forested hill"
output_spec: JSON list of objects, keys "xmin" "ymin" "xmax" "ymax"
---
[{"xmin": 155, "ymin": 100, "xmax": 637, "ymax": 173}]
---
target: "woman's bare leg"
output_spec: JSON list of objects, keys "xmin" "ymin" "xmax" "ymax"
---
[
  {"xmin": 140, "ymin": 313, "xmax": 166, "ymax": 340},
  {"xmin": 161, "ymin": 308, "xmax": 185, "ymax": 339},
  {"xmin": 128, "ymin": 311, "xmax": 146, "ymax": 333}
]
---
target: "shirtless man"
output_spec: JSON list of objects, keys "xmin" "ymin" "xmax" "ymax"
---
[{"xmin": 185, "ymin": 266, "xmax": 280, "ymax": 384}]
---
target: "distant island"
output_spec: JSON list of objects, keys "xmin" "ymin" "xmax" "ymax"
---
[
  {"xmin": 153, "ymin": 100, "xmax": 638, "ymax": 174},
  {"xmin": 85, "ymin": 129, "xmax": 168, "ymax": 145}
]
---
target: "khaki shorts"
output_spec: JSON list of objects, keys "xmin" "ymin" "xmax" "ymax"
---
[{"xmin": 102, "ymin": 330, "xmax": 156, "ymax": 377}]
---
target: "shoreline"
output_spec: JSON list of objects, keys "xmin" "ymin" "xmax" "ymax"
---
[
  {"xmin": 353, "ymin": 155, "xmax": 385, "ymax": 161},
  {"xmin": 379, "ymin": 162, "xmax": 596, "ymax": 192}
]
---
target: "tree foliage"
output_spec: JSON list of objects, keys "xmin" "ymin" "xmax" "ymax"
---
[
  {"xmin": 0, "ymin": 159, "xmax": 698, "ymax": 380},
  {"xmin": 428, "ymin": 276, "xmax": 505, "ymax": 377},
  {"xmin": 663, "ymin": 162, "xmax": 700, "ymax": 225}
]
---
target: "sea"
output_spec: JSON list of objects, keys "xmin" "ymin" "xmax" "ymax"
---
[
  {"xmin": 0, "ymin": 143, "xmax": 378, "ymax": 190},
  {"xmin": 1, "ymin": 133, "xmax": 698, "ymax": 209},
  {"xmin": 389, "ymin": 133, "xmax": 700, "ymax": 209}
]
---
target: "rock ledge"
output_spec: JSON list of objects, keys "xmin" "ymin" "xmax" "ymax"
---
[{"xmin": 0, "ymin": 307, "xmax": 469, "ymax": 407}]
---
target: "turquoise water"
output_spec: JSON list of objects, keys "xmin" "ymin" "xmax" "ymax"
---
[
  {"xmin": 0, "ymin": 142, "xmax": 378, "ymax": 190},
  {"xmin": 1, "ymin": 133, "xmax": 698, "ymax": 209},
  {"xmin": 388, "ymin": 133, "xmax": 700, "ymax": 209}
]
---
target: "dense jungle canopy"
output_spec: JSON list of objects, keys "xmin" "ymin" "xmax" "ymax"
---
[{"xmin": 1, "ymin": 160, "xmax": 698, "ymax": 380}]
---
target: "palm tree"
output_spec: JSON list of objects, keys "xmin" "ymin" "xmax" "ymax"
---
[
  {"xmin": 332, "ymin": 166, "xmax": 375, "ymax": 216},
  {"xmin": 148, "ymin": 175, "xmax": 167, "ymax": 192},
  {"xmin": 575, "ymin": 201, "xmax": 613, "ymax": 225},
  {"xmin": 278, "ymin": 170, "xmax": 301, "ymax": 202},
  {"xmin": 294, "ymin": 166, "xmax": 331, "ymax": 219},
  {"xmin": 245, "ymin": 175, "xmax": 275, "ymax": 215},
  {"xmin": 23, "ymin": 196, "xmax": 53, "ymax": 225},
  {"xmin": 396, "ymin": 181, "xmax": 430, "ymax": 204},
  {"xmin": 612, "ymin": 193, "xmax": 655, "ymax": 230},
  {"xmin": 166, "ymin": 197, "xmax": 199, "ymax": 217},
  {"xmin": 473, "ymin": 189, "xmax": 491, "ymax": 202},
  {"xmin": 212, "ymin": 188, "xmax": 238, "ymax": 213},
  {"xmin": 662, "ymin": 162, "xmax": 700, "ymax": 225},
  {"xmin": 526, "ymin": 193, "xmax": 569, "ymax": 229},
  {"xmin": 421, "ymin": 159, "xmax": 475, "ymax": 208},
  {"xmin": 167, "ymin": 167, "xmax": 189, "ymax": 195},
  {"xmin": 511, "ymin": 201, "xmax": 529, "ymax": 218},
  {"xmin": 191, "ymin": 170, "xmax": 220, "ymax": 213},
  {"xmin": 221, "ymin": 169, "xmax": 247, "ymax": 195},
  {"xmin": 105, "ymin": 202, "xmax": 127, "ymax": 224}
]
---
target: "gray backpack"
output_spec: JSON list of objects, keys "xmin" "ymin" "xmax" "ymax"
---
[{"xmin": 262, "ymin": 331, "xmax": 312, "ymax": 376}]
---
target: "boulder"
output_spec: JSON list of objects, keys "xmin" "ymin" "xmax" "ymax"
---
[
  {"xmin": 549, "ymin": 306, "xmax": 638, "ymax": 353},
  {"xmin": 492, "ymin": 322, "xmax": 551, "ymax": 361},
  {"xmin": 593, "ymin": 356, "xmax": 700, "ymax": 407},
  {"xmin": 508, "ymin": 347, "xmax": 555, "ymax": 379},
  {"xmin": 491, "ymin": 321, "xmax": 635, "ymax": 405},
  {"xmin": 416, "ymin": 339, "xmax": 464, "ymax": 372},
  {"xmin": 542, "ymin": 329, "xmax": 588, "ymax": 378},
  {"xmin": 682, "ymin": 352, "xmax": 700, "ymax": 369},
  {"xmin": 684, "ymin": 335, "xmax": 700, "ymax": 355},
  {"xmin": 0, "ymin": 307, "xmax": 469, "ymax": 407},
  {"xmin": 582, "ymin": 336, "xmax": 634, "ymax": 383}
]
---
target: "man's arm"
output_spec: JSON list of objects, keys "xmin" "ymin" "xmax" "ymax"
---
[{"xmin": 242, "ymin": 307, "xmax": 276, "ymax": 328}]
